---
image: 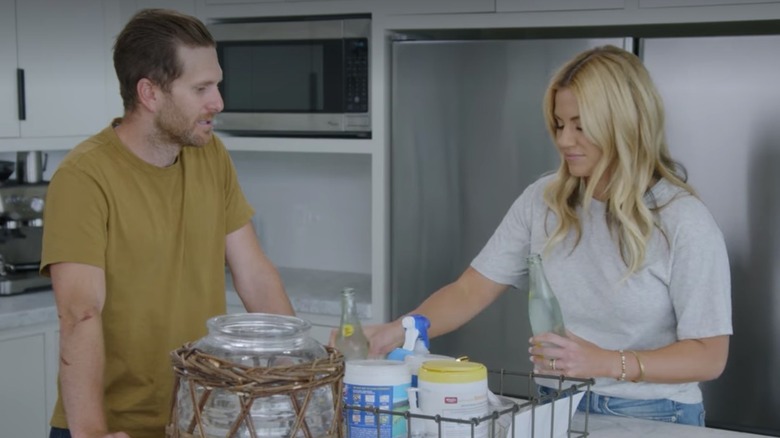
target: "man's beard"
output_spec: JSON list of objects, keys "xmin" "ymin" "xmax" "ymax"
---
[{"xmin": 155, "ymin": 99, "xmax": 211, "ymax": 148}]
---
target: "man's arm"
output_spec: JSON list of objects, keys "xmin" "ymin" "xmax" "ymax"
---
[
  {"xmin": 51, "ymin": 262, "xmax": 129, "ymax": 438},
  {"xmin": 225, "ymin": 221, "xmax": 294, "ymax": 315}
]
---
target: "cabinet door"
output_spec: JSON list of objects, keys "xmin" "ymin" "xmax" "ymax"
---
[
  {"xmin": 204, "ymin": 0, "xmax": 280, "ymax": 3},
  {"xmin": 0, "ymin": 332, "xmax": 48, "ymax": 438},
  {"xmin": 380, "ymin": 0, "xmax": 495, "ymax": 14},
  {"xmin": 640, "ymin": 0, "xmax": 779, "ymax": 6},
  {"xmin": 497, "ymin": 0, "xmax": 625, "ymax": 11},
  {"xmin": 16, "ymin": 0, "xmax": 111, "ymax": 138},
  {"xmin": 0, "ymin": 1, "xmax": 20, "ymax": 138}
]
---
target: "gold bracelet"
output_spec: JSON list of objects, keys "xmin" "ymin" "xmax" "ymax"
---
[
  {"xmin": 628, "ymin": 350, "xmax": 645, "ymax": 382},
  {"xmin": 618, "ymin": 349, "xmax": 627, "ymax": 381}
]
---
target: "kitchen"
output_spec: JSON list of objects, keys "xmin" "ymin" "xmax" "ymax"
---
[{"xmin": 1, "ymin": 0, "xmax": 779, "ymax": 437}]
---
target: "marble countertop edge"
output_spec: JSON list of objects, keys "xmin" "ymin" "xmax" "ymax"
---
[{"xmin": 1, "ymin": 267, "xmax": 372, "ymax": 332}]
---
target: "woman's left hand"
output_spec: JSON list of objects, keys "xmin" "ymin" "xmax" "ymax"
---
[{"xmin": 528, "ymin": 331, "xmax": 617, "ymax": 379}]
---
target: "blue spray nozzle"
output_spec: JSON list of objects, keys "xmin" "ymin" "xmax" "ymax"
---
[
  {"xmin": 410, "ymin": 314, "xmax": 430, "ymax": 350},
  {"xmin": 400, "ymin": 314, "xmax": 430, "ymax": 351},
  {"xmin": 387, "ymin": 314, "xmax": 431, "ymax": 361}
]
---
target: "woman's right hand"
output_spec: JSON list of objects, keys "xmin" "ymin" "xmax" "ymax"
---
[
  {"xmin": 364, "ymin": 320, "xmax": 405, "ymax": 357},
  {"xmin": 328, "ymin": 319, "xmax": 405, "ymax": 358}
]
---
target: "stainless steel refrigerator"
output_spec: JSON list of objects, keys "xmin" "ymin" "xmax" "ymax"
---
[{"xmin": 390, "ymin": 34, "xmax": 780, "ymax": 435}]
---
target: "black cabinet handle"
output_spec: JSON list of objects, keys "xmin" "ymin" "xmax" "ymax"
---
[{"xmin": 17, "ymin": 68, "xmax": 26, "ymax": 121}]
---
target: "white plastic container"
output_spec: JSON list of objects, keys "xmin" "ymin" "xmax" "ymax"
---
[
  {"xmin": 343, "ymin": 359, "xmax": 411, "ymax": 438},
  {"xmin": 408, "ymin": 360, "xmax": 489, "ymax": 438},
  {"xmin": 405, "ymin": 353, "xmax": 454, "ymax": 386}
]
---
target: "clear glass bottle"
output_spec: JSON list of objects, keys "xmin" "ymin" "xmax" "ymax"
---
[
  {"xmin": 174, "ymin": 313, "xmax": 336, "ymax": 438},
  {"xmin": 527, "ymin": 253, "xmax": 567, "ymax": 338},
  {"xmin": 334, "ymin": 287, "xmax": 369, "ymax": 361}
]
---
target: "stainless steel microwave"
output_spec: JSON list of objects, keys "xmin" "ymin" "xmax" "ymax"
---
[{"xmin": 208, "ymin": 16, "xmax": 371, "ymax": 138}]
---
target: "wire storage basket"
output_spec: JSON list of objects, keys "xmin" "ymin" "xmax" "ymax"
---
[{"xmin": 343, "ymin": 369, "xmax": 593, "ymax": 438}]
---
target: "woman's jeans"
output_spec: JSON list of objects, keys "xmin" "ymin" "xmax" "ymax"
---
[
  {"xmin": 539, "ymin": 385, "xmax": 706, "ymax": 426},
  {"xmin": 49, "ymin": 427, "xmax": 71, "ymax": 438}
]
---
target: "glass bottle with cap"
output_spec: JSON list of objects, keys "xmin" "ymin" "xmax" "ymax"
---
[
  {"xmin": 527, "ymin": 253, "xmax": 566, "ymax": 338},
  {"xmin": 334, "ymin": 287, "xmax": 370, "ymax": 361}
]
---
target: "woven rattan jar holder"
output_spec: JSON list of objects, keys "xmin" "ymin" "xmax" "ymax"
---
[{"xmin": 166, "ymin": 342, "xmax": 344, "ymax": 438}]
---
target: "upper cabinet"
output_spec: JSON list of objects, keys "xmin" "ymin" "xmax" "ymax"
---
[
  {"xmin": 0, "ymin": 0, "xmax": 115, "ymax": 140},
  {"xmin": 378, "ymin": 0, "xmax": 495, "ymax": 15},
  {"xmin": 496, "ymin": 0, "xmax": 624, "ymax": 12},
  {"xmin": 639, "ymin": 0, "xmax": 780, "ymax": 7},
  {"xmin": 196, "ymin": 0, "xmax": 371, "ymax": 19},
  {"xmin": 0, "ymin": 2, "xmax": 19, "ymax": 138}
]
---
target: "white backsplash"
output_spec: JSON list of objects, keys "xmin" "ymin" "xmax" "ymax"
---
[
  {"xmin": 2, "ymin": 148, "xmax": 371, "ymax": 275},
  {"xmin": 230, "ymin": 150, "xmax": 372, "ymax": 275}
]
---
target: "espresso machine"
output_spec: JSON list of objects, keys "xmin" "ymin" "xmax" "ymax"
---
[{"xmin": 0, "ymin": 151, "xmax": 51, "ymax": 295}]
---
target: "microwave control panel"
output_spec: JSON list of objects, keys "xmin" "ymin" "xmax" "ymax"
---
[{"xmin": 345, "ymin": 39, "xmax": 369, "ymax": 113}]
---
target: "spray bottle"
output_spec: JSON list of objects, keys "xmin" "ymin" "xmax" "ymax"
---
[
  {"xmin": 387, "ymin": 315, "xmax": 430, "ymax": 357},
  {"xmin": 387, "ymin": 314, "xmax": 453, "ymax": 386}
]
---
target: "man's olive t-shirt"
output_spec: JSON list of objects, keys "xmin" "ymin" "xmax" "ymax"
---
[{"xmin": 41, "ymin": 121, "xmax": 253, "ymax": 438}]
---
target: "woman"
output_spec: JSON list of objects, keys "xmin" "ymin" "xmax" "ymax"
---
[{"xmin": 365, "ymin": 45, "xmax": 732, "ymax": 426}]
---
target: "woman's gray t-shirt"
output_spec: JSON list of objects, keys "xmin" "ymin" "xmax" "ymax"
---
[{"xmin": 471, "ymin": 174, "xmax": 732, "ymax": 403}]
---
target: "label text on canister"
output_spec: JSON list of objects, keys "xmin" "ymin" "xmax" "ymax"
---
[{"xmin": 343, "ymin": 360, "xmax": 411, "ymax": 438}]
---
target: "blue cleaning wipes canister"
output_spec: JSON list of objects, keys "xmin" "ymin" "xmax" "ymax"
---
[{"xmin": 343, "ymin": 359, "xmax": 411, "ymax": 438}]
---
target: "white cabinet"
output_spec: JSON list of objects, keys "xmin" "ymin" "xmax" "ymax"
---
[
  {"xmin": 639, "ymin": 0, "xmax": 780, "ymax": 7},
  {"xmin": 205, "ymin": 0, "xmax": 284, "ymax": 3},
  {"xmin": 13, "ymin": 0, "xmax": 114, "ymax": 139},
  {"xmin": 120, "ymin": 0, "xmax": 196, "ymax": 18},
  {"xmin": 378, "ymin": 0, "xmax": 495, "ymax": 15},
  {"xmin": 496, "ymin": 0, "xmax": 625, "ymax": 12},
  {"xmin": 0, "ymin": 0, "xmax": 116, "ymax": 141},
  {"xmin": 204, "ymin": 0, "xmax": 348, "ymax": 3},
  {"xmin": 0, "ymin": 326, "xmax": 55, "ymax": 438},
  {"xmin": 196, "ymin": 0, "xmax": 371, "ymax": 19},
  {"xmin": 0, "ymin": 1, "xmax": 20, "ymax": 138}
]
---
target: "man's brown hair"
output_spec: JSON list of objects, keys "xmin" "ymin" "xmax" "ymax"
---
[{"xmin": 113, "ymin": 8, "xmax": 215, "ymax": 112}]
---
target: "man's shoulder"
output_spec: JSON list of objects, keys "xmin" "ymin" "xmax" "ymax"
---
[{"xmin": 60, "ymin": 125, "xmax": 117, "ymax": 171}]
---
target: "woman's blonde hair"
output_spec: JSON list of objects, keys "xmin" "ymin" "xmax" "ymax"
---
[{"xmin": 542, "ymin": 45, "xmax": 695, "ymax": 275}]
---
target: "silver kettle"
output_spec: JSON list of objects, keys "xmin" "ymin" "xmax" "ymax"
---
[{"xmin": 16, "ymin": 151, "xmax": 47, "ymax": 184}]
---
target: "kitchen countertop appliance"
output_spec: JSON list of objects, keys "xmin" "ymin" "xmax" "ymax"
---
[
  {"xmin": 0, "ymin": 151, "xmax": 50, "ymax": 295},
  {"xmin": 208, "ymin": 15, "xmax": 371, "ymax": 138}
]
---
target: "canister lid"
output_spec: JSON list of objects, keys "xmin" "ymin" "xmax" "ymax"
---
[
  {"xmin": 418, "ymin": 360, "xmax": 487, "ymax": 383},
  {"xmin": 344, "ymin": 359, "xmax": 411, "ymax": 385}
]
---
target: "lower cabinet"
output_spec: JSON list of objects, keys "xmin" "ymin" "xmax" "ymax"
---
[{"xmin": 0, "ymin": 324, "xmax": 58, "ymax": 438}]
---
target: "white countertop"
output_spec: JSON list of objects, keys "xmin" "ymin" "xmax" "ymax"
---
[
  {"xmin": 226, "ymin": 266, "xmax": 371, "ymax": 319},
  {"xmin": 0, "ymin": 288, "xmax": 58, "ymax": 331},
  {"xmin": 575, "ymin": 412, "xmax": 769, "ymax": 437},
  {"xmin": 0, "ymin": 266, "xmax": 371, "ymax": 332}
]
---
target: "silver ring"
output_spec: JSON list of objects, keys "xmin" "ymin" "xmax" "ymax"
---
[{"xmin": 549, "ymin": 358, "xmax": 557, "ymax": 371}]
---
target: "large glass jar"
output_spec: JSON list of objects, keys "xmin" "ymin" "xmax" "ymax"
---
[{"xmin": 171, "ymin": 313, "xmax": 339, "ymax": 438}]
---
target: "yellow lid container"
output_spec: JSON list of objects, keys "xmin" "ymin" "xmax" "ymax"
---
[{"xmin": 418, "ymin": 360, "xmax": 487, "ymax": 384}]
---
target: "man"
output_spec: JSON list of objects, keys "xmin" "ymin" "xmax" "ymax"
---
[{"xmin": 42, "ymin": 9, "xmax": 294, "ymax": 438}]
